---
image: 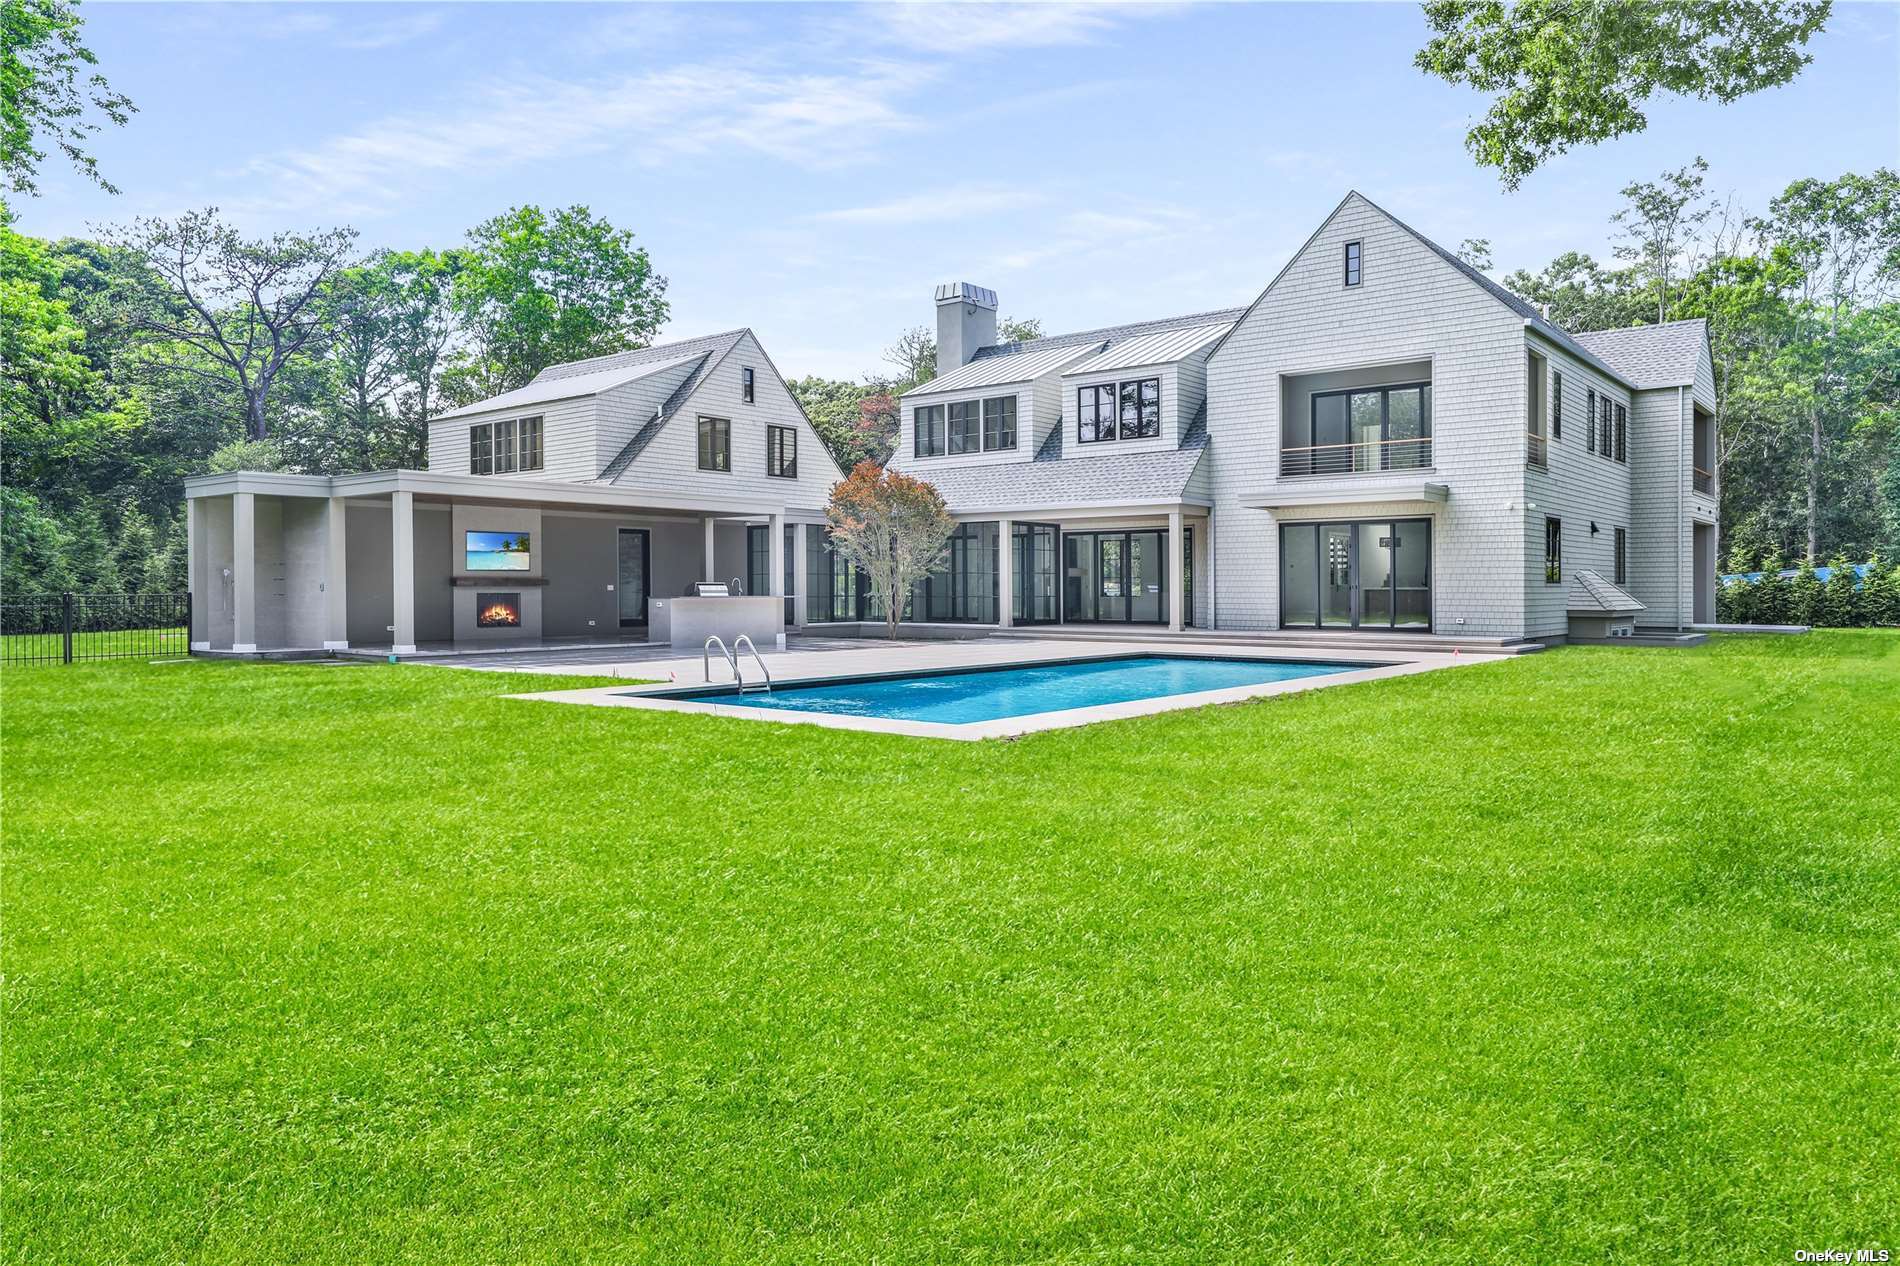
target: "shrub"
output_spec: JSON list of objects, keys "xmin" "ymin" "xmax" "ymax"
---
[
  {"xmin": 1788, "ymin": 557, "xmax": 1823, "ymax": 627},
  {"xmin": 1755, "ymin": 551, "xmax": 1791, "ymax": 625},
  {"xmin": 1818, "ymin": 555, "xmax": 1860, "ymax": 627},
  {"xmin": 1863, "ymin": 556, "xmax": 1900, "ymax": 627}
]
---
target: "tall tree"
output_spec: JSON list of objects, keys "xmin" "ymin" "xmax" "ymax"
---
[
  {"xmin": 384, "ymin": 247, "xmax": 463, "ymax": 465},
  {"xmin": 1759, "ymin": 171, "xmax": 1900, "ymax": 558},
  {"xmin": 102, "ymin": 209, "xmax": 358, "ymax": 441},
  {"xmin": 1611, "ymin": 157, "xmax": 1715, "ymax": 323},
  {"xmin": 1502, "ymin": 251, "xmax": 1650, "ymax": 331},
  {"xmin": 443, "ymin": 205, "xmax": 667, "ymax": 402},
  {"xmin": 1416, "ymin": 0, "xmax": 1831, "ymax": 189},
  {"xmin": 1, "ymin": 0, "xmax": 134, "ymax": 195}
]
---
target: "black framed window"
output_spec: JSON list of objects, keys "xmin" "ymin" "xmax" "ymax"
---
[
  {"xmin": 1586, "ymin": 388, "xmax": 1597, "ymax": 453},
  {"xmin": 1552, "ymin": 371, "xmax": 1563, "ymax": 440},
  {"xmin": 746, "ymin": 525, "xmax": 769, "ymax": 596},
  {"xmin": 469, "ymin": 416, "xmax": 542, "ymax": 475},
  {"xmin": 1278, "ymin": 518, "xmax": 1431, "ymax": 630},
  {"xmin": 913, "ymin": 404, "xmax": 945, "ymax": 457},
  {"xmin": 766, "ymin": 424, "xmax": 797, "ymax": 478},
  {"xmin": 518, "ymin": 416, "xmax": 542, "ymax": 471},
  {"xmin": 1614, "ymin": 527, "xmax": 1628, "ymax": 585},
  {"xmin": 1614, "ymin": 403, "xmax": 1627, "ymax": 463},
  {"xmin": 741, "ymin": 367, "xmax": 755, "ymax": 404},
  {"xmin": 947, "ymin": 400, "xmax": 981, "ymax": 454},
  {"xmin": 697, "ymin": 416, "xmax": 730, "ymax": 471},
  {"xmin": 1544, "ymin": 517, "xmax": 1562, "ymax": 584},
  {"xmin": 1344, "ymin": 240, "xmax": 1362, "ymax": 287},
  {"xmin": 982, "ymin": 395, "xmax": 1016, "ymax": 450},
  {"xmin": 1599, "ymin": 397, "xmax": 1613, "ymax": 457},
  {"xmin": 1118, "ymin": 378, "xmax": 1161, "ymax": 439},
  {"xmin": 1077, "ymin": 384, "xmax": 1116, "ymax": 444},
  {"xmin": 1295, "ymin": 382, "xmax": 1432, "ymax": 475}
]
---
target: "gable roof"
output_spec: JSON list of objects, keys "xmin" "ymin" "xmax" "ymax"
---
[
  {"xmin": 1569, "ymin": 569, "xmax": 1647, "ymax": 615},
  {"xmin": 1061, "ymin": 321, "xmax": 1234, "ymax": 377},
  {"xmin": 1569, "ymin": 320, "xmax": 1709, "ymax": 389},
  {"xmin": 1204, "ymin": 190, "xmax": 1638, "ymax": 390},
  {"xmin": 586, "ymin": 330, "xmax": 751, "ymax": 481},
  {"xmin": 916, "ymin": 401, "xmax": 1210, "ymax": 512},
  {"xmin": 432, "ymin": 351, "xmax": 705, "ymax": 420}
]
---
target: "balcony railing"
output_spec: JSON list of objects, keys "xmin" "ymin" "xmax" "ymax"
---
[
  {"xmin": 1693, "ymin": 466, "xmax": 1714, "ymax": 495},
  {"xmin": 1280, "ymin": 436, "xmax": 1433, "ymax": 477},
  {"xmin": 1526, "ymin": 432, "xmax": 1549, "ymax": 468}
]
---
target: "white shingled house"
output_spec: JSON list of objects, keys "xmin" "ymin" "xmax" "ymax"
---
[
  {"xmin": 185, "ymin": 191, "xmax": 1717, "ymax": 654},
  {"xmin": 883, "ymin": 190, "xmax": 1719, "ymax": 642}
]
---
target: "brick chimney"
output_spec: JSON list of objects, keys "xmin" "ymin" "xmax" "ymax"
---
[{"xmin": 934, "ymin": 282, "xmax": 998, "ymax": 371}]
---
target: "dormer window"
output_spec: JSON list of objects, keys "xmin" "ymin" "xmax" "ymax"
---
[
  {"xmin": 914, "ymin": 404, "xmax": 946, "ymax": 457},
  {"xmin": 468, "ymin": 416, "xmax": 543, "ymax": 475},
  {"xmin": 947, "ymin": 401, "xmax": 980, "ymax": 454},
  {"xmin": 1344, "ymin": 240, "xmax": 1363, "ymax": 287},
  {"xmin": 1079, "ymin": 379, "xmax": 1160, "ymax": 444},
  {"xmin": 742, "ymin": 367, "xmax": 755, "ymax": 404}
]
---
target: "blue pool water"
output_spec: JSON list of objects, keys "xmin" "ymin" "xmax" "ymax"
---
[{"xmin": 668, "ymin": 655, "xmax": 1360, "ymax": 725}]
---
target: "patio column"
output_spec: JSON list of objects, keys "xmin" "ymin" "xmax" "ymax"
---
[
  {"xmin": 792, "ymin": 523, "xmax": 809, "ymax": 627},
  {"xmin": 767, "ymin": 513, "xmax": 784, "ymax": 597},
  {"xmin": 702, "ymin": 516, "xmax": 717, "ymax": 583},
  {"xmin": 232, "ymin": 491, "xmax": 257, "ymax": 652},
  {"xmin": 187, "ymin": 496, "xmax": 207, "ymax": 650},
  {"xmin": 1168, "ymin": 509, "xmax": 1185, "ymax": 632},
  {"xmin": 391, "ymin": 489, "xmax": 416, "ymax": 654},
  {"xmin": 996, "ymin": 518, "xmax": 1013, "ymax": 628},
  {"xmin": 323, "ymin": 495, "xmax": 349, "ymax": 649}
]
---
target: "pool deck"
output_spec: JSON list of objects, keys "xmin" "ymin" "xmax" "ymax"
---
[{"xmin": 501, "ymin": 638, "xmax": 1508, "ymax": 740}]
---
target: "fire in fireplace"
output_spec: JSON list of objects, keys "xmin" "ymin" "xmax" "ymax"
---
[{"xmin": 476, "ymin": 592, "xmax": 522, "ymax": 628}]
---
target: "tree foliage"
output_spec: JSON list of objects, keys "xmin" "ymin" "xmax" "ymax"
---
[
  {"xmin": 1417, "ymin": 0, "xmax": 1831, "ymax": 188},
  {"xmin": 824, "ymin": 461, "xmax": 955, "ymax": 641},
  {"xmin": 1, "ymin": 0, "xmax": 135, "ymax": 195}
]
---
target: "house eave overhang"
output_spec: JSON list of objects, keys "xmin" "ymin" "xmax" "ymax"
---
[
  {"xmin": 946, "ymin": 496, "xmax": 1212, "ymax": 521},
  {"xmin": 1243, "ymin": 479, "xmax": 1449, "ymax": 511},
  {"xmin": 185, "ymin": 468, "xmax": 788, "ymax": 517}
]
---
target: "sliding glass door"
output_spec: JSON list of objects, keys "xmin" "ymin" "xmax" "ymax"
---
[
  {"xmin": 1012, "ymin": 523, "xmax": 1060, "ymax": 624},
  {"xmin": 1279, "ymin": 518, "xmax": 1431, "ymax": 630},
  {"xmin": 1063, "ymin": 530, "xmax": 1168, "ymax": 624}
]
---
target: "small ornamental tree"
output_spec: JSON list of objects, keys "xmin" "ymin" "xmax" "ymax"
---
[{"xmin": 824, "ymin": 462, "xmax": 955, "ymax": 641}]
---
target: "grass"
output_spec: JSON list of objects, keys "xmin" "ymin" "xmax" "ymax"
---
[{"xmin": 3, "ymin": 633, "xmax": 1896, "ymax": 1263}]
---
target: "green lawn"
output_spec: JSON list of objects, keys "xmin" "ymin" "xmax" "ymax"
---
[{"xmin": 4, "ymin": 634, "xmax": 1896, "ymax": 1262}]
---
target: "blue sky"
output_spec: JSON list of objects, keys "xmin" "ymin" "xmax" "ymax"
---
[{"xmin": 17, "ymin": 1, "xmax": 1899, "ymax": 379}]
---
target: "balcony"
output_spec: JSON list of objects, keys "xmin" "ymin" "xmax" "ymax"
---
[
  {"xmin": 1693, "ymin": 466, "xmax": 1714, "ymax": 495},
  {"xmin": 1280, "ymin": 436, "xmax": 1433, "ymax": 477}
]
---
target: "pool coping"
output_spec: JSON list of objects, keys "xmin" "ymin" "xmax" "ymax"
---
[{"xmin": 507, "ymin": 643, "xmax": 1504, "ymax": 740}]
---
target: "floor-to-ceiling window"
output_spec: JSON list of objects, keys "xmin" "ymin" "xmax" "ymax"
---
[
  {"xmin": 805, "ymin": 527, "xmax": 867, "ymax": 622},
  {"xmin": 1012, "ymin": 523, "xmax": 1060, "ymax": 624},
  {"xmin": 911, "ymin": 522, "xmax": 998, "ymax": 623},
  {"xmin": 1279, "ymin": 518, "xmax": 1431, "ymax": 630}
]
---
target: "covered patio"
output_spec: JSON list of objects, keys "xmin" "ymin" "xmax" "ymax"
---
[{"xmin": 183, "ymin": 469, "xmax": 829, "ymax": 655}]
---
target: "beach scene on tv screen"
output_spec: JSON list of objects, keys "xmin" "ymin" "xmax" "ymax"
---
[{"xmin": 466, "ymin": 531, "xmax": 530, "ymax": 571}]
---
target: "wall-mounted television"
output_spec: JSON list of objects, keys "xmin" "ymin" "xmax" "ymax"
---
[{"xmin": 466, "ymin": 530, "xmax": 530, "ymax": 572}]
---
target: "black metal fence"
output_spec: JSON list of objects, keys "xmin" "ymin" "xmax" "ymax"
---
[{"xmin": 0, "ymin": 593, "xmax": 192, "ymax": 665}]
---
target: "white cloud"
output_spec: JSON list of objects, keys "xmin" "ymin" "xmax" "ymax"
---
[
  {"xmin": 247, "ymin": 5, "xmax": 444, "ymax": 51},
  {"xmin": 336, "ymin": 11, "xmax": 445, "ymax": 51},
  {"xmin": 859, "ymin": 1, "xmax": 1184, "ymax": 53},
  {"xmin": 233, "ymin": 59, "xmax": 927, "ymax": 218},
  {"xmin": 814, "ymin": 188, "xmax": 1045, "ymax": 224}
]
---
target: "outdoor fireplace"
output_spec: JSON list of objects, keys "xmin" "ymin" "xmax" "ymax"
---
[{"xmin": 476, "ymin": 592, "xmax": 522, "ymax": 629}]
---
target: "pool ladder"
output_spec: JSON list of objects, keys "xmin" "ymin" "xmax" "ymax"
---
[{"xmin": 704, "ymin": 634, "xmax": 772, "ymax": 693}]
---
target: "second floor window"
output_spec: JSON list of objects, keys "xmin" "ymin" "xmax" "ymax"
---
[
  {"xmin": 742, "ymin": 367, "xmax": 755, "ymax": 403},
  {"xmin": 1344, "ymin": 240, "xmax": 1363, "ymax": 287},
  {"xmin": 1599, "ymin": 397, "xmax": 1614, "ymax": 457},
  {"xmin": 1544, "ymin": 517, "xmax": 1562, "ymax": 584},
  {"xmin": 948, "ymin": 400, "xmax": 981, "ymax": 454},
  {"xmin": 1587, "ymin": 388, "xmax": 1597, "ymax": 453},
  {"xmin": 1078, "ymin": 384, "xmax": 1115, "ymax": 443},
  {"xmin": 1614, "ymin": 403, "xmax": 1627, "ymax": 463},
  {"xmin": 1552, "ymin": 371, "xmax": 1563, "ymax": 439},
  {"xmin": 766, "ymin": 424, "xmax": 796, "ymax": 478},
  {"xmin": 1614, "ymin": 527, "xmax": 1628, "ymax": 585},
  {"xmin": 1119, "ymin": 378, "xmax": 1161, "ymax": 439},
  {"xmin": 1294, "ymin": 383, "xmax": 1432, "ymax": 475},
  {"xmin": 914, "ymin": 404, "xmax": 945, "ymax": 457},
  {"xmin": 469, "ymin": 416, "xmax": 544, "ymax": 475},
  {"xmin": 1078, "ymin": 379, "xmax": 1160, "ymax": 443},
  {"xmin": 698, "ymin": 416, "xmax": 730, "ymax": 471},
  {"xmin": 983, "ymin": 396, "xmax": 1016, "ymax": 450}
]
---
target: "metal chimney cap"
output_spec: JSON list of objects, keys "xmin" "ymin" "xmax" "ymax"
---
[{"xmin": 934, "ymin": 282, "xmax": 998, "ymax": 309}]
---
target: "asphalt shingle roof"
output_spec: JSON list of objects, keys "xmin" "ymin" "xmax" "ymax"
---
[
  {"xmin": 433, "ymin": 352, "xmax": 705, "ymax": 421},
  {"xmin": 1570, "ymin": 320, "xmax": 1708, "ymax": 389},
  {"xmin": 1568, "ymin": 569, "xmax": 1647, "ymax": 615},
  {"xmin": 580, "ymin": 330, "xmax": 751, "ymax": 481}
]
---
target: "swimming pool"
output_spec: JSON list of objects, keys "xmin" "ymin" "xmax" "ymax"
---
[{"xmin": 657, "ymin": 655, "xmax": 1360, "ymax": 725}]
